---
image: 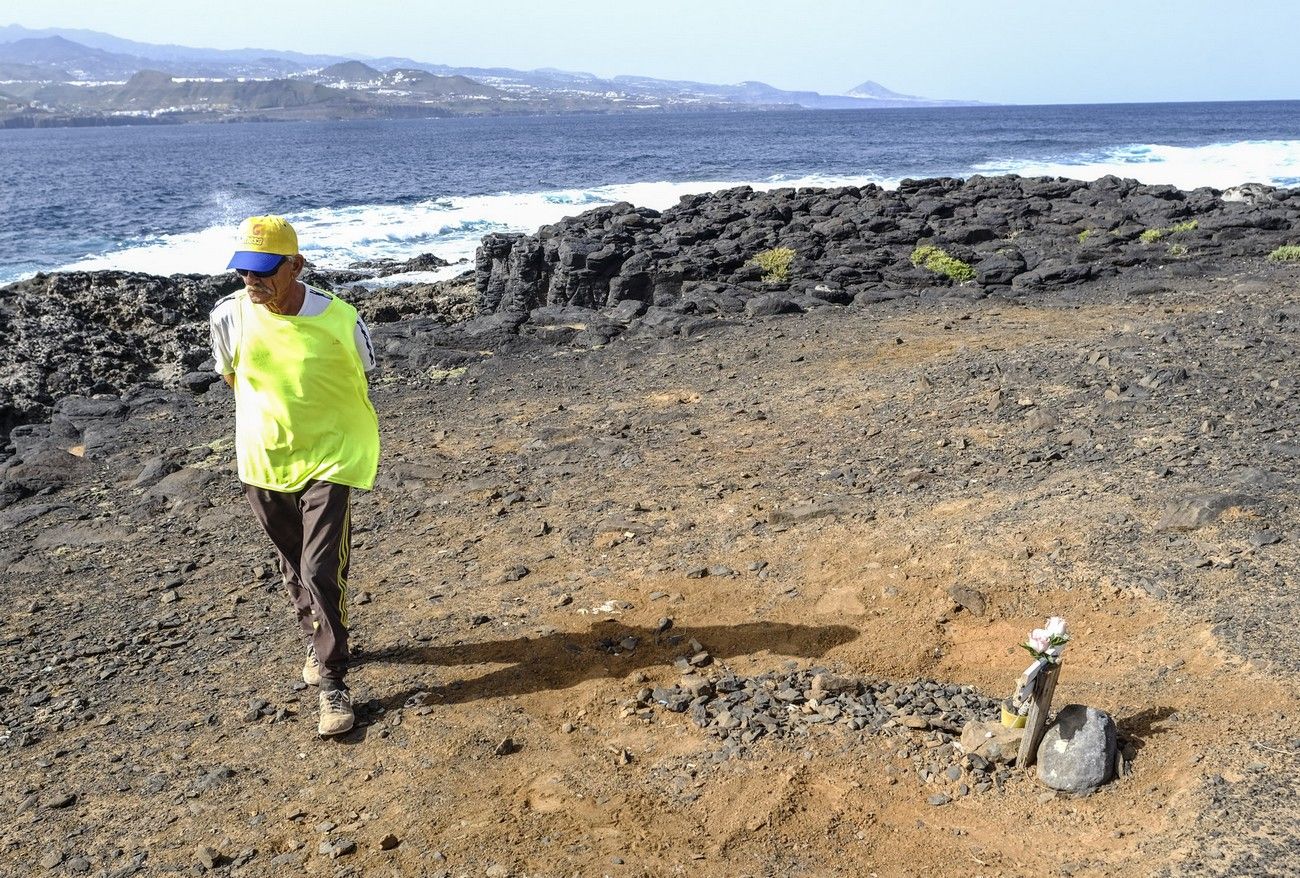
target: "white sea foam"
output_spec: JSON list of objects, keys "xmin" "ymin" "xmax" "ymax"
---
[{"xmin": 973, "ymin": 140, "xmax": 1300, "ymax": 191}]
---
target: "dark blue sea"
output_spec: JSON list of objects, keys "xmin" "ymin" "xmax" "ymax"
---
[{"xmin": 2, "ymin": 101, "xmax": 1298, "ymax": 284}]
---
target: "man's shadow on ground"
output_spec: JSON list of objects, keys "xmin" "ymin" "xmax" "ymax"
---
[{"xmin": 362, "ymin": 620, "xmax": 859, "ymax": 711}]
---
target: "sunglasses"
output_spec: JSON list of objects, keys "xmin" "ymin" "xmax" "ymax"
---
[{"xmin": 234, "ymin": 257, "xmax": 287, "ymax": 279}]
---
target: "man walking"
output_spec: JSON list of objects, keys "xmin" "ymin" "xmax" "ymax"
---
[{"xmin": 210, "ymin": 215, "xmax": 380, "ymax": 736}]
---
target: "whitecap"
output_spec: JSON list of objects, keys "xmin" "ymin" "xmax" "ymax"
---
[{"xmin": 973, "ymin": 140, "xmax": 1300, "ymax": 191}]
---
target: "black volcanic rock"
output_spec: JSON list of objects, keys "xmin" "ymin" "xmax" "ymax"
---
[
  {"xmin": 0, "ymin": 271, "xmax": 236, "ymax": 443},
  {"xmin": 347, "ymin": 252, "xmax": 452, "ymax": 276},
  {"xmin": 474, "ymin": 176, "xmax": 1300, "ymax": 317}
]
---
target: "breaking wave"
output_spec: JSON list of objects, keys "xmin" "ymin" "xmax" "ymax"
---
[{"xmin": 972, "ymin": 140, "xmax": 1300, "ymax": 191}]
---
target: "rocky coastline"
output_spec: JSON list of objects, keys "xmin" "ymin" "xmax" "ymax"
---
[
  {"xmin": 3, "ymin": 174, "xmax": 1298, "ymax": 454},
  {"xmin": 2, "ymin": 175, "xmax": 1300, "ymax": 875},
  {"xmin": 473, "ymin": 174, "xmax": 1297, "ymax": 317}
]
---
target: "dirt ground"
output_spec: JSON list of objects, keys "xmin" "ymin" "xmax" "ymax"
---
[{"xmin": 3, "ymin": 265, "xmax": 1300, "ymax": 877}]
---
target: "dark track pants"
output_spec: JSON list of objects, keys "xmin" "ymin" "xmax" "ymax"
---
[{"xmin": 243, "ymin": 480, "xmax": 353, "ymax": 686}]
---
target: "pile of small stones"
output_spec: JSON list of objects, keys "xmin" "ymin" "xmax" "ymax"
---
[{"xmin": 632, "ymin": 665, "xmax": 1015, "ymax": 800}]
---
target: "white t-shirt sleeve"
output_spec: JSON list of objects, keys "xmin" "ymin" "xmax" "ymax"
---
[{"xmin": 209, "ymin": 295, "xmax": 239, "ymax": 375}]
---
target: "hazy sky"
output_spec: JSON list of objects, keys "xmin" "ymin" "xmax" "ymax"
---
[{"xmin": 7, "ymin": 0, "xmax": 1298, "ymax": 104}]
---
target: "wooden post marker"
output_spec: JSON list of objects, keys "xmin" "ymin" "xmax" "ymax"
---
[
  {"xmin": 1016, "ymin": 660, "xmax": 1062, "ymax": 768},
  {"xmin": 1005, "ymin": 616, "xmax": 1071, "ymax": 770}
]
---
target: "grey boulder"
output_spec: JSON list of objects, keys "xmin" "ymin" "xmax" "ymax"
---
[
  {"xmin": 1036, "ymin": 704, "xmax": 1117, "ymax": 794},
  {"xmin": 745, "ymin": 293, "xmax": 803, "ymax": 318}
]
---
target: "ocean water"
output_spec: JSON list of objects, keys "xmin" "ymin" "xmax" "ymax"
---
[{"xmin": 2, "ymin": 101, "xmax": 1299, "ymax": 286}]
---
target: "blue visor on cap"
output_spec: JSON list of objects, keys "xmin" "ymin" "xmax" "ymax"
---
[{"xmin": 227, "ymin": 251, "xmax": 287, "ymax": 272}]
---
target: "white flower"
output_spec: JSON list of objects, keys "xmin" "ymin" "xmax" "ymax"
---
[
  {"xmin": 1045, "ymin": 617, "xmax": 1068, "ymax": 638},
  {"xmin": 1027, "ymin": 629, "xmax": 1051, "ymax": 653}
]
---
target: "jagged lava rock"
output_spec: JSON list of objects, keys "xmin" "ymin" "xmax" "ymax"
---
[{"xmin": 474, "ymin": 176, "xmax": 1300, "ymax": 318}]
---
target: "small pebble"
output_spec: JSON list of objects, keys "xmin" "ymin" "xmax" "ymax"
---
[{"xmin": 195, "ymin": 846, "xmax": 221, "ymax": 870}]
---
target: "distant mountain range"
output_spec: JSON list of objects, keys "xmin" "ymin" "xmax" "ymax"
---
[{"xmin": 0, "ymin": 24, "xmax": 985, "ymax": 127}]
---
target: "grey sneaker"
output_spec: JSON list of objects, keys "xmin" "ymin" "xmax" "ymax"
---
[
  {"xmin": 318, "ymin": 688, "xmax": 354, "ymax": 736},
  {"xmin": 302, "ymin": 651, "xmax": 321, "ymax": 686}
]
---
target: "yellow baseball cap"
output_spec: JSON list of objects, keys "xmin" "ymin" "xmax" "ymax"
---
[{"xmin": 227, "ymin": 215, "xmax": 299, "ymax": 272}]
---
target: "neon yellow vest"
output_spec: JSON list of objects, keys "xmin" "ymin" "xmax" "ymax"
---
[{"xmin": 232, "ymin": 289, "xmax": 380, "ymax": 492}]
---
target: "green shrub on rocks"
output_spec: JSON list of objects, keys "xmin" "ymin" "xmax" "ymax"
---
[
  {"xmin": 1167, "ymin": 242, "xmax": 1189, "ymax": 257},
  {"xmin": 1141, "ymin": 219, "xmax": 1198, "ymax": 244},
  {"xmin": 1077, "ymin": 229, "xmax": 1094, "ymax": 243},
  {"xmin": 1267, "ymin": 245, "xmax": 1300, "ymax": 262},
  {"xmin": 910, "ymin": 244, "xmax": 939, "ymax": 264},
  {"xmin": 910, "ymin": 244, "xmax": 976, "ymax": 283},
  {"xmin": 749, "ymin": 247, "xmax": 797, "ymax": 283}
]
